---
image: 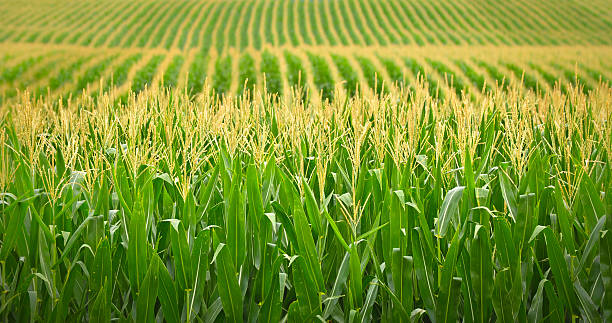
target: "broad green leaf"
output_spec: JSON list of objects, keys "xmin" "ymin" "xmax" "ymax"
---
[
  {"xmin": 435, "ymin": 186, "xmax": 465, "ymax": 237},
  {"xmin": 392, "ymin": 248, "xmax": 413, "ymax": 315},
  {"xmin": 215, "ymin": 243, "xmax": 243, "ymax": 323},
  {"xmin": 293, "ymin": 196, "xmax": 324, "ymax": 292},
  {"xmin": 226, "ymin": 169, "xmax": 246, "ymax": 269},
  {"xmin": 136, "ymin": 253, "xmax": 160, "ymax": 323},
  {"xmin": 349, "ymin": 243, "xmax": 363, "ymax": 307},
  {"xmin": 292, "ymin": 256, "xmax": 322, "ymax": 320},
  {"xmin": 412, "ymin": 227, "xmax": 436, "ymax": 321},
  {"xmin": 128, "ymin": 197, "xmax": 147, "ymax": 292},
  {"xmin": 322, "ymin": 252, "xmax": 350, "ymax": 319},
  {"xmin": 156, "ymin": 254, "xmax": 180, "ymax": 323},
  {"xmin": 470, "ymin": 225, "xmax": 493, "ymax": 323},
  {"xmin": 437, "ymin": 226, "xmax": 465, "ymax": 323}
]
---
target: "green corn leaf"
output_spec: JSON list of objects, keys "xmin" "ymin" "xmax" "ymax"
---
[
  {"xmin": 577, "ymin": 215, "xmax": 606, "ymax": 275},
  {"xmin": 247, "ymin": 164, "xmax": 266, "ymax": 268},
  {"xmin": 602, "ymin": 211, "xmax": 612, "ymax": 321},
  {"xmin": 91, "ymin": 237, "xmax": 111, "ymax": 300},
  {"xmin": 470, "ymin": 225, "xmax": 493, "ymax": 323},
  {"xmin": 492, "ymin": 269, "xmax": 514, "ymax": 323},
  {"xmin": 215, "ymin": 243, "xmax": 243, "ymax": 323},
  {"xmin": 128, "ymin": 198, "xmax": 147, "ymax": 292},
  {"xmin": 412, "ymin": 227, "xmax": 436, "ymax": 321},
  {"xmin": 292, "ymin": 256, "xmax": 322, "ymax": 320},
  {"xmin": 226, "ymin": 169, "xmax": 246, "ymax": 269},
  {"xmin": 259, "ymin": 271, "xmax": 282, "ymax": 323},
  {"xmin": 527, "ymin": 278, "xmax": 547, "ymax": 323},
  {"xmin": 435, "ymin": 186, "xmax": 465, "ymax": 237},
  {"xmin": 573, "ymin": 280, "xmax": 602, "ymax": 323},
  {"xmin": 293, "ymin": 196, "xmax": 324, "ymax": 292},
  {"xmin": 392, "ymin": 248, "xmax": 413, "ymax": 315},
  {"xmin": 437, "ymin": 226, "xmax": 465, "ymax": 323},
  {"xmin": 360, "ymin": 278, "xmax": 379, "ymax": 323},
  {"xmin": 322, "ymin": 252, "xmax": 350, "ymax": 319},
  {"xmin": 323, "ymin": 210, "xmax": 350, "ymax": 252},
  {"xmin": 349, "ymin": 243, "xmax": 363, "ymax": 307},
  {"xmin": 170, "ymin": 220, "xmax": 192, "ymax": 304},
  {"xmin": 0, "ymin": 201, "xmax": 26, "ymax": 260},
  {"xmin": 156, "ymin": 254, "xmax": 180, "ymax": 323},
  {"xmin": 530, "ymin": 226, "xmax": 576, "ymax": 314},
  {"xmin": 89, "ymin": 280, "xmax": 111, "ymax": 323},
  {"xmin": 136, "ymin": 253, "xmax": 160, "ymax": 323},
  {"xmin": 303, "ymin": 177, "xmax": 322, "ymax": 237}
]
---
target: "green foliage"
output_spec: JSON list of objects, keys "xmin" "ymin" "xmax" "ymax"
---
[
  {"xmin": 162, "ymin": 55, "xmax": 184, "ymax": 88},
  {"xmin": 550, "ymin": 62, "xmax": 594, "ymax": 94},
  {"xmin": 284, "ymin": 51, "xmax": 307, "ymax": 90},
  {"xmin": 177, "ymin": 2, "xmax": 206, "ymax": 49},
  {"xmin": 261, "ymin": 51, "xmax": 282, "ymax": 95},
  {"xmin": 76, "ymin": 54, "xmax": 118, "ymax": 92},
  {"xmin": 0, "ymin": 83, "xmax": 609, "ymax": 321},
  {"xmin": 187, "ymin": 54, "xmax": 206, "ymax": 95},
  {"xmin": 131, "ymin": 54, "xmax": 165, "ymax": 93},
  {"xmin": 106, "ymin": 53, "xmax": 142, "ymax": 91},
  {"xmin": 455, "ymin": 60, "xmax": 491, "ymax": 93},
  {"xmin": 212, "ymin": 55, "xmax": 232, "ymax": 95},
  {"xmin": 331, "ymin": 54, "xmax": 359, "ymax": 96},
  {"xmin": 475, "ymin": 59, "xmax": 508, "ymax": 90},
  {"xmin": 427, "ymin": 58, "xmax": 468, "ymax": 96},
  {"xmin": 504, "ymin": 62, "xmax": 540, "ymax": 93},
  {"xmin": 307, "ymin": 53, "xmax": 334, "ymax": 101},
  {"xmin": 379, "ymin": 56, "xmax": 404, "ymax": 87},
  {"xmin": 356, "ymin": 56, "xmax": 386, "ymax": 95},
  {"xmin": 1, "ymin": 55, "xmax": 43, "ymax": 84},
  {"xmin": 237, "ymin": 53, "xmax": 256, "ymax": 94},
  {"xmin": 405, "ymin": 57, "xmax": 441, "ymax": 98},
  {"xmin": 49, "ymin": 55, "xmax": 93, "ymax": 91}
]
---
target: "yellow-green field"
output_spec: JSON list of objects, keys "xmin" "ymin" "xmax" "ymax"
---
[
  {"xmin": 0, "ymin": 1, "xmax": 611, "ymax": 322},
  {"xmin": 1, "ymin": 0, "xmax": 611, "ymax": 102}
]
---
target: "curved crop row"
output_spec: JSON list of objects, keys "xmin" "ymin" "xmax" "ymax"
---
[
  {"xmin": 131, "ymin": 54, "xmax": 165, "ymax": 93},
  {"xmin": 503, "ymin": 62, "xmax": 540, "ymax": 93},
  {"xmin": 284, "ymin": 51, "xmax": 307, "ymax": 91},
  {"xmin": 162, "ymin": 55, "xmax": 185, "ymax": 88},
  {"xmin": 212, "ymin": 55, "xmax": 232, "ymax": 95},
  {"xmin": 331, "ymin": 54, "xmax": 359, "ymax": 97},
  {"xmin": 48, "ymin": 55, "xmax": 94, "ymax": 92},
  {"xmin": 307, "ymin": 53, "xmax": 334, "ymax": 101},
  {"xmin": 75, "ymin": 54, "xmax": 119, "ymax": 92},
  {"xmin": 3, "ymin": 0, "xmax": 612, "ymax": 49},
  {"xmin": 455, "ymin": 60, "xmax": 491, "ymax": 93},
  {"xmin": 427, "ymin": 58, "xmax": 467, "ymax": 96},
  {"xmin": 379, "ymin": 56, "xmax": 404, "ymax": 87},
  {"xmin": 404, "ymin": 58, "xmax": 441, "ymax": 98},
  {"xmin": 1, "ymin": 54, "xmax": 44, "ymax": 84},
  {"xmin": 474, "ymin": 59, "xmax": 508, "ymax": 90},
  {"xmin": 261, "ymin": 50, "xmax": 282, "ymax": 95},
  {"xmin": 237, "ymin": 53, "xmax": 256, "ymax": 94},
  {"xmin": 187, "ymin": 54, "xmax": 207, "ymax": 95},
  {"xmin": 356, "ymin": 56, "xmax": 386, "ymax": 95},
  {"xmin": 105, "ymin": 53, "xmax": 142, "ymax": 92}
]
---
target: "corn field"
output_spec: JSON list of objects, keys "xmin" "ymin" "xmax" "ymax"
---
[
  {"xmin": 1, "ymin": 0, "xmax": 612, "ymax": 321},
  {"xmin": 0, "ymin": 82, "xmax": 610, "ymax": 321}
]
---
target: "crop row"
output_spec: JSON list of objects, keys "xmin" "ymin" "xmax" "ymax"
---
[
  {"xmin": 1, "ymin": 0, "xmax": 611, "ymax": 51},
  {"xmin": 1, "ymin": 49, "xmax": 610, "ymax": 102}
]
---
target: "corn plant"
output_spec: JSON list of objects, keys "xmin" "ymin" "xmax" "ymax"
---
[{"xmin": 0, "ymin": 81, "xmax": 609, "ymax": 322}]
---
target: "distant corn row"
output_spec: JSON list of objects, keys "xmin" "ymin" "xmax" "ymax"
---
[
  {"xmin": 1, "ymin": 46, "xmax": 610, "ymax": 103},
  {"xmin": 1, "ymin": 0, "xmax": 610, "ymax": 53}
]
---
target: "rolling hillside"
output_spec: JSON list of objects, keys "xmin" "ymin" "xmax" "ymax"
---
[{"xmin": 0, "ymin": 0, "xmax": 611, "ymax": 102}]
